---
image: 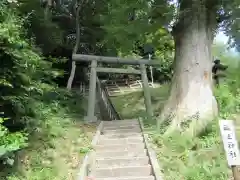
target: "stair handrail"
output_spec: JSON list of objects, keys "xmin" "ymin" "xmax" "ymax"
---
[{"xmin": 96, "ymin": 77, "xmax": 122, "ymax": 120}]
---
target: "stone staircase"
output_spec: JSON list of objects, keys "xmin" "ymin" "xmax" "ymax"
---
[{"xmin": 90, "ymin": 119, "xmax": 161, "ymax": 180}]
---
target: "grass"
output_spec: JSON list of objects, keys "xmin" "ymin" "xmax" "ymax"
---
[
  {"xmin": 142, "ymin": 118, "xmax": 230, "ymax": 180},
  {"xmin": 111, "ymin": 85, "xmax": 170, "ymax": 118},
  {"xmin": 1, "ymin": 89, "xmax": 97, "ymax": 180},
  {"xmin": 111, "ymin": 84, "xmax": 232, "ymax": 180}
]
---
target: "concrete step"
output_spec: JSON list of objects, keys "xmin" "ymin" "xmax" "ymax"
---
[
  {"xmin": 96, "ymin": 149, "xmax": 147, "ymax": 158},
  {"xmin": 103, "ymin": 120, "xmax": 139, "ymax": 126},
  {"xmin": 96, "ymin": 176, "xmax": 155, "ymax": 180},
  {"xmin": 101, "ymin": 132, "xmax": 143, "ymax": 138},
  {"xmin": 99, "ymin": 134, "xmax": 143, "ymax": 140},
  {"xmin": 95, "ymin": 165, "xmax": 152, "ymax": 178},
  {"xmin": 92, "ymin": 119, "xmax": 157, "ymax": 180},
  {"xmin": 102, "ymin": 127, "xmax": 142, "ymax": 135},
  {"xmin": 103, "ymin": 125, "xmax": 140, "ymax": 130},
  {"xmin": 96, "ymin": 143, "xmax": 145, "ymax": 151},
  {"xmin": 98, "ymin": 137, "xmax": 143, "ymax": 145},
  {"xmin": 96, "ymin": 156, "xmax": 150, "ymax": 167}
]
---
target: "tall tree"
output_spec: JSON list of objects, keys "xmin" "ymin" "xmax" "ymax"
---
[
  {"xmin": 159, "ymin": 0, "xmax": 239, "ymax": 136},
  {"xmin": 101, "ymin": 0, "xmax": 239, "ymax": 136},
  {"xmin": 67, "ymin": 0, "xmax": 81, "ymax": 89}
]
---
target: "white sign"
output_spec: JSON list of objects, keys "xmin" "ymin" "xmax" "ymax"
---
[{"xmin": 219, "ymin": 120, "xmax": 240, "ymax": 166}]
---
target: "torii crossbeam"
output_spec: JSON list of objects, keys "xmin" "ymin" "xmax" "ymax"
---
[{"xmin": 72, "ymin": 53, "xmax": 160, "ymax": 122}]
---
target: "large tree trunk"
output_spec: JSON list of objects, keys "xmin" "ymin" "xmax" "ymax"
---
[{"xmin": 158, "ymin": 0, "xmax": 219, "ymax": 137}]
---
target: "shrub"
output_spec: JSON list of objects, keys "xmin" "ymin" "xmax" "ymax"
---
[
  {"xmin": 215, "ymin": 61, "xmax": 240, "ymax": 118},
  {"xmin": 0, "ymin": 1, "xmax": 60, "ymax": 164}
]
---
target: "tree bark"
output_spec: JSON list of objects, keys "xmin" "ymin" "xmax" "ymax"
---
[
  {"xmin": 158, "ymin": 0, "xmax": 219, "ymax": 137},
  {"xmin": 44, "ymin": 0, "xmax": 53, "ymax": 20},
  {"xmin": 67, "ymin": 3, "xmax": 81, "ymax": 90}
]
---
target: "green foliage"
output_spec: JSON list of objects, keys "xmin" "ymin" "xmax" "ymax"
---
[
  {"xmin": 18, "ymin": 0, "xmax": 65, "ymax": 53},
  {"xmin": 99, "ymin": 0, "xmax": 175, "ymax": 82},
  {"xmin": 1, "ymin": 89, "xmax": 94, "ymax": 179},
  {"xmin": 213, "ymin": 42, "xmax": 240, "ymax": 118},
  {"xmin": 101, "ymin": 0, "xmax": 174, "ymax": 57},
  {"xmin": 220, "ymin": 0, "xmax": 240, "ymax": 52},
  {"xmin": 1, "ymin": 0, "xmax": 109, "ymax": 170},
  {"xmin": 214, "ymin": 63, "xmax": 240, "ymax": 119},
  {"xmin": 149, "ymin": 125, "xmax": 229, "ymax": 180},
  {"xmin": 0, "ymin": 116, "xmax": 28, "ymax": 165},
  {"xmin": 0, "ymin": 1, "xmax": 60, "ymax": 165}
]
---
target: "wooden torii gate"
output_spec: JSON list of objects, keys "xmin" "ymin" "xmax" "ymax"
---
[{"xmin": 72, "ymin": 54, "xmax": 160, "ymax": 122}]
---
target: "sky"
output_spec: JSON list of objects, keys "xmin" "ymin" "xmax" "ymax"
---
[
  {"xmin": 216, "ymin": 32, "xmax": 228, "ymax": 44},
  {"xmin": 216, "ymin": 32, "xmax": 239, "ymax": 55}
]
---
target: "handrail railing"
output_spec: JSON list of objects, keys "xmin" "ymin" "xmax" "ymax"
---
[{"xmin": 96, "ymin": 77, "xmax": 122, "ymax": 120}]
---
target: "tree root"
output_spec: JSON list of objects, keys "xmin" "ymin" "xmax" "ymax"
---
[{"xmin": 158, "ymin": 95, "xmax": 218, "ymax": 138}]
